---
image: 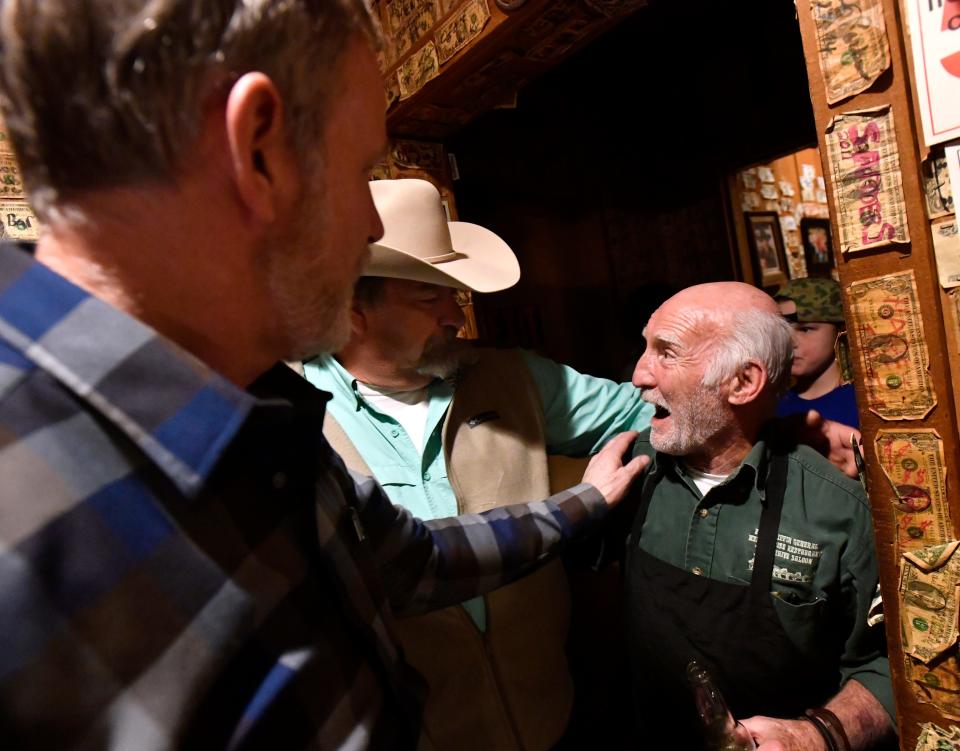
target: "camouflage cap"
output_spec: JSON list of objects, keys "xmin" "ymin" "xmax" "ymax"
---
[{"xmin": 774, "ymin": 277, "xmax": 844, "ymax": 324}]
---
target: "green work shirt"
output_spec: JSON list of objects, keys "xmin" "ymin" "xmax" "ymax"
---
[
  {"xmin": 633, "ymin": 433, "xmax": 895, "ymax": 720},
  {"xmin": 303, "ymin": 351, "xmax": 652, "ymax": 630}
]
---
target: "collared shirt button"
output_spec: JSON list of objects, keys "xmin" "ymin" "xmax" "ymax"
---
[
  {"xmin": 691, "ymin": 566, "xmax": 704, "ymax": 576},
  {"xmin": 697, "ymin": 508, "xmax": 709, "ymax": 518},
  {"xmin": 423, "ymin": 471, "xmax": 431, "ymax": 482},
  {"xmin": 390, "ymin": 428, "xmax": 400, "ymax": 438},
  {"xmin": 272, "ymin": 471, "xmax": 288, "ymax": 490}
]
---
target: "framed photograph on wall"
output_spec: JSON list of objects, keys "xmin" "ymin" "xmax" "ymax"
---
[
  {"xmin": 799, "ymin": 217, "xmax": 835, "ymax": 277},
  {"xmin": 745, "ymin": 211, "xmax": 789, "ymax": 287}
]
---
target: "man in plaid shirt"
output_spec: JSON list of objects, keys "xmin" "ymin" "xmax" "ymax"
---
[{"xmin": 0, "ymin": 1, "xmax": 646, "ymax": 748}]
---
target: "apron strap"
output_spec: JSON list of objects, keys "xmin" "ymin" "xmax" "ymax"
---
[
  {"xmin": 750, "ymin": 450, "xmax": 789, "ymax": 595},
  {"xmin": 634, "ymin": 467, "xmax": 657, "ymax": 530},
  {"xmin": 634, "ymin": 448, "xmax": 789, "ymax": 597}
]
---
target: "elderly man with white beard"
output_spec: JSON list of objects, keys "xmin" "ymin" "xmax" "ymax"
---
[
  {"xmin": 621, "ymin": 282, "xmax": 894, "ymax": 751},
  {"xmin": 303, "ymin": 178, "xmax": 656, "ymax": 750}
]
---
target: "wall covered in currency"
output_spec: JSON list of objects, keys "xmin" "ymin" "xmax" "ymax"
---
[
  {"xmin": 793, "ymin": 0, "xmax": 960, "ymax": 746},
  {"xmin": 734, "ymin": 148, "xmax": 831, "ymax": 283}
]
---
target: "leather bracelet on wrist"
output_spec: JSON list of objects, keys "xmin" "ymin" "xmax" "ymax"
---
[
  {"xmin": 800, "ymin": 712, "xmax": 837, "ymax": 751},
  {"xmin": 802, "ymin": 707, "xmax": 852, "ymax": 751}
]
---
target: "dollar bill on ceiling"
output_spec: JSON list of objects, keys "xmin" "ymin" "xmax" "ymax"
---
[
  {"xmin": 397, "ymin": 41, "xmax": 440, "ymax": 99},
  {"xmin": 391, "ymin": 139, "xmax": 445, "ymax": 171},
  {"xmin": 436, "ymin": 0, "xmax": 490, "ymax": 64}
]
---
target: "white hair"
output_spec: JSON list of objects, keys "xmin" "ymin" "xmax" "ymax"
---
[{"xmin": 701, "ymin": 308, "xmax": 794, "ymax": 395}]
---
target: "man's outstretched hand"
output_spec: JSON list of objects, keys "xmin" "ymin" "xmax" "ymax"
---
[
  {"xmin": 582, "ymin": 431, "xmax": 649, "ymax": 507},
  {"xmin": 809, "ymin": 410, "xmax": 861, "ymax": 480},
  {"xmin": 785, "ymin": 410, "xmax": 861, "ymax": 480}
]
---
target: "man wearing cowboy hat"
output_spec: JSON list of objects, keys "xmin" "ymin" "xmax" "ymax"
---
[{"xmin": 303, "ymin": 178, "xmax": 653, "ymax": 750}]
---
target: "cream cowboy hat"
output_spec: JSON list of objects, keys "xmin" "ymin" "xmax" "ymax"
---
[{"xmin": 366, "ymin": 178, "xmax": 520, "ymax": 293}]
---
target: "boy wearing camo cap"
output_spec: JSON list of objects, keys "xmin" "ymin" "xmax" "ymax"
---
[{"xmin": 774, "ymin": 277, "xmax": 860, "ymax": 427}]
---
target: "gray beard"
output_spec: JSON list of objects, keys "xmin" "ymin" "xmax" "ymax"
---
[
  {"xmin": 415, "ymin": 337, "xmax": 469, "ymax": 380},
  {"xmin": 642, "ymin": 384, "xmax": 729, "ymax": 457}
]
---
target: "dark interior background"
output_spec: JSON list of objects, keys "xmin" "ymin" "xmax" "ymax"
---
[{"xmin": 449, "ymin": 0, "xmax": 817, "ymax": 379}]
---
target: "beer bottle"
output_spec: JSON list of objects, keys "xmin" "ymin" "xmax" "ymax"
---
[{"xmin": 686, "ymin": 661, "xmax": 757, "ymax": 751}]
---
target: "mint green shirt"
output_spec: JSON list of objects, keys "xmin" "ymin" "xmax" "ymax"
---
[
  {"xmin": 304, "ymin": 350, "xmax": 651, "ymax": 631},
  {"xmin": 304, "ymin": 350, "xmax": 652, "ymax": 522},
  {"xmin": 633, "ymin": 434, "xmax": 895, "ymax": 719}
]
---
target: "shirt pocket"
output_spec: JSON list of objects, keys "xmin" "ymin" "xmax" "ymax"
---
[
  {"xmin": 771, "ymin": 592, "xmax": 829, "ymax": 657},
  {"xmin": 370, "ymin": 466, "xmax": 424, "ymax": 517},
  {"xmin": 726, "ymin": 574, "xmax": 829, "ymax": 657},
  {"xmin": 374, "ymin": 465, "xmax": 419, "ymax": 488}
]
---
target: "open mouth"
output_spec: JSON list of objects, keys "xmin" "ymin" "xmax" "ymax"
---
[{"xmin": 641, "ymin": 390, "xmax": 671, "ymax": 422}]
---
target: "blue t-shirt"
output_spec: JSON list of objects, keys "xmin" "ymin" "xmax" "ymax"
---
[{"xmin": 776, "ymin": 382, "xmax": 859, "ymax": 428}]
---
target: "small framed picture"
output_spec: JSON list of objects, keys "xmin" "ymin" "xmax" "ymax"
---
[
  {"xmin": 745, "ymin": 211, "xmax": 789, "ymax": 287},
  {"xmin": 800, "ymin": 218, "xmax": 835, "ymax": 277}
]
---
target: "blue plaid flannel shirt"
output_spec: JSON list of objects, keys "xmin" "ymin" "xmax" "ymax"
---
[{"xmin": 0, "ymin": 243, "xmax": 608, "ymax": 749}]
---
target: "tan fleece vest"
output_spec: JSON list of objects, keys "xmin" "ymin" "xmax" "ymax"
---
[{"xmin": 324, "ymin": 349, "xmax": 573, "ymax": 751}]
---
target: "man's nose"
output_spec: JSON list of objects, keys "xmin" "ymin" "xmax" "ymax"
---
[
  {"xmin": 440, "ymin": 291, "xmax": 467, "ymax": 329},
  {"xmin": 632, "ymin": 351, "xmax": 654, "ymax": 388},
  {"xmin": 368, "ymin": 198, "xmax": 385, "ymax": 244}
]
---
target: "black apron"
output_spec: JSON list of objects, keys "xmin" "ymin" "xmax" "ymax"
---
[{"xmin": 623, "ymin": 451, "xmax": 840, "ymax": 748}]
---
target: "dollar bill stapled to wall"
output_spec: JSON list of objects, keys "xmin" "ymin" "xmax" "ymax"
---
[
  {"xmin": 846, "ymin": 271, "xmax": 936, "ymax": 420},
  {"xmin": 811, "ymin": 0, "xmax": 891, "ymax": 104},
  {"xmin": 922, "ymin": 152, "xmax": 954, "ymax": 220},
  {"xmin": 915, "ymin": 721, "xmax": 960, "ymax": 749},
  {"xmin": 876, "ymin": 430, "xmax": 950, "ymax": 550},
  {"xmin": 908, "ymin": 652, "xmax": 960, "ymax": 722},
  {"xmin": 932, "ymin": 218, "xmax": 960, "ymax": 290},
  {"xmin": 900, "ymin": 543, "xmax": 960, "ymax": 664},
  {"xmin": 824, "ymin": 106, "xmax": 909, "ymax": 254}
]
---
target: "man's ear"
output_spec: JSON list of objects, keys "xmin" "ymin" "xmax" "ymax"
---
[
  {"xmin": 350, "ymin": 303, "xmax": 368, "ymax": 337},
  {"xmin": 727, "ymin": 359, "xmax": 768, "ymax": 406},
  {"xmin": 224, "ymin": 72, "xmax": 297, "ymax": 223}
]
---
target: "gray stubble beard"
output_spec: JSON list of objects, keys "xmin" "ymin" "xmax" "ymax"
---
[
  {"xmin": 643, "ymin": 384, "xmax": 729, "ymax": 457},
  {"xmin": 415, "ymin": 333, "xmax": 469, "ymax": 380}
]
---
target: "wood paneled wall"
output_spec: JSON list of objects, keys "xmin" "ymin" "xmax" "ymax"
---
[{"xmin": 448, "ymin": 1, "xmax": 817, "ymax": 379}]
